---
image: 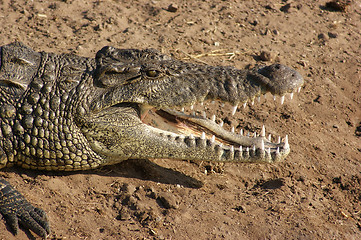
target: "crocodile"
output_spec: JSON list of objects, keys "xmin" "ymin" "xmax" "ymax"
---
[{"xmin": 0, "ymin": 42, "xmax": 303, "ymax": 238}]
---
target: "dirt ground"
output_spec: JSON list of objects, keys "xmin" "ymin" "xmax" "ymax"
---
[{"xmin": 0, "ymin": 0, "xmax": 360, "ymax": 239}]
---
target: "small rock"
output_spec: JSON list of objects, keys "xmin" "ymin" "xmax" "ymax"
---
[
  {"xmin": 157, "ymin": 192, "xmax": 179, "ymax": 209},
  {"xmin": 116, "ymin": 208, "xmax": 131, "ymax": 221},
  {"xmin": 328, "ymin": 32, "xmax": 338, "ymax": 38},
  {"xmin": 280, "ymin": 3, "xmax": 292, "ymax": 13},
  {"xmin": 249, "ymin": 19, "xmax": 258, "ymax": 26},
  {"xmin": 272, "ymin": 29, "xmax": 279, "ymax": 35},
  {"xmin": 318, "ymin": 33, "xmax": 328, "ymax": 40},
  {"xmin": 259, "ymin": 51, "xmax": 274, "ymax": 61},
  {"xmin": 167, "ymin": 4, "xmax": 178, "ymax": 12},
  {"xmin": 325, "ymin": 0, "xmax": 351, "ymax": 12}
]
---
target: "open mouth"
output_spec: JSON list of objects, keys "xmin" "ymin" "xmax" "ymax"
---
[{"xmin": 139, "ymin": 87, "xmax": 301, "ymax": 163}]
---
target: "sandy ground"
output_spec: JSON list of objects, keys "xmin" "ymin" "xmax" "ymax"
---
[{"xmin": 0, "ymin": 0, "xmax": 360, "ymax": 239}]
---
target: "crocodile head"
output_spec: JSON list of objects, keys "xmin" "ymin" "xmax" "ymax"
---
[{"xmin": 81, "ymin": 46, "xmax": 304, "ymax": 165}]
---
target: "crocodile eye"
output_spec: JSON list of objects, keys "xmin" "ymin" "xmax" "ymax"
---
[{"xmin": 146, "ymin": 70, "xmax": 159, "ymax": 77}]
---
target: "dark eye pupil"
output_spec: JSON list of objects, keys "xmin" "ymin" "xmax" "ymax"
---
[{"xmin": 146, "ymin": 70, "xmax": 158, "ymax": 77}]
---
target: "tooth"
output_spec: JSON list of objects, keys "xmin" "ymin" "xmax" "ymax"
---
[
  {"xmin": 239, "ymin": 146, "xmax": 243, "ymax": 152},
  {"xmin": 277, "ymin": 136, "xmax": 281, "ymax": 144},
  {"xmin": 202, "ymin": 111, "xmax": 206, "ymax": 118},
  {"xmin": 231, "ymin": 126, "xmax": 235, "ymax": 133},
  {"xmin": 189, "ymin": 134, "xmax": 195, "ymax": 139},
  {"xmin": 268, "ymin": 134, "xmax": 272, "ymax": 141},
  {"xmin": 253, "ymin": 132, "xmax": 257, "ymax": 137},
  {"xmin": 290, "ymin": 92, "xmax": 294, "ymax": 100},
  {"xmin": 280, "ymin": 95, "xmax": 285, "ymax": 105},
  {"xmin": 230, "ymin": 145, "xmax": 234, "ymax": 152},
  {"xmin": 284, "ymin": 135, "xmax": 289, "ymax": 149},
  {"xmin": 221, "ymin": 103, "xmax": 225, "ymax": 107},
  {"xmin": 267, "ymin": 148, "xmax": 271, "ymax": 154},
  {"xmin": 181, "ymin": 107, "xmax": 185, "ymax": 112},
  {"xmin": 243, "ymin": 102, "xmax": 247, "ymax": 108},
  {"xmin": 190, "ymin": 104, "xmax": 194, "ymax": 110},
  {"xmin": 253, "ymin": 145, "xmax": 256, "ymax": 151},
  {"xmin": 297, "ymin": 87, "xmax": 301, "ymax": 93},
  {"xmin": 231, "ymin": 104, "xmax": 238, "ymax": 115},
  {"xmin": 261, "ymin": 125, "xmax": 265, "ymax": 137},
  {"xmin": 211, "ymin": 135, "xmax": 215, "ymax": 143},
  {"xmin": 200, "ymin": 102, "xmax": 204, "ymax": 106},
  {"xmin": 246, "ymin": 147, "xmax": 249, "ymax": 152},
  {"xmin": 219, "ymin": 121, "xmax": 224, "ymax": 127},
  {"xmin": 258, "ymin": 96, "xmax": 261, "ymax": 102},
  {"xmin": 276, "ymin": 147, "xmax": 280, "ymax": 154},
  {"xmin": 211, "ymin": 115, "xmax": 216, "ymax": 122},
  {"xmin": 261, "ymin": 140, "xmax": 264, "ymax": 150},
  {"xmin": 192, "ymin": 111, "xmax": 195, "ymax": 116},
  {"xmin": 240, "ymin": 129, "xmax": 243, "ymax": 135},
  {"xmin": 251, "ymin": 99, "xmax": 254, "ymax": 105},
  {"xmin": 201, "ymin": 132, "xmax": 206, "ymax": 139},
  {"xmin": 273, "ymin": 95, "xmax": 276, "ymax": 101},
  {"xmin": 219, "ymin": 143, "xmax": 223, "ymax": 148}
]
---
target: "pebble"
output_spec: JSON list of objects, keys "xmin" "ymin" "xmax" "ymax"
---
[
  {"xmin": 259, "ymin": 51, "xmax": 274, "ymax": 61},
  {"xmin": 167, "ymin": 4, "xmax": 178, "ymax": 12},
  {"xmin": 157, "ymin": 192, "xmax": 179, "ymax": 209},
  {"xmin": 280, "ymin": 3, "xmax": 291, "ymax": 13},
  {"xmin": 328, "ymin": 32, "xmax": 338, "ymax": 38}
]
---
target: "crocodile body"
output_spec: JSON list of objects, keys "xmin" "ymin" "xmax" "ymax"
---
[{"xmin": 0, "ymin": 42, "xmax": 303, "ymax": 237}]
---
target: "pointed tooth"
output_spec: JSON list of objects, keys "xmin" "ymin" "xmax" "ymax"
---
[
  {"xmin": 253, "ymin": 132, "xmax": 257, "ymax": 138},
  {"xmin": 297, "ymin": 87, "xmax": 301, "ymax": 93},
  {"xmin": 201, "ymin": 132, "xmax": 206, "ymax": 140},
  {"xmin": 290, "ymin": 92, "xmax": 294, "ymax": 100},
  {"xmin": 261, "ymin": 125, "xmax": 265, "ymax": 137},
  {"xmin": 277, "ymin": 136, "xmax": 281, "ymax": 144},
  {"xmin": 258, "ymin": 96, "xmax": 261, "ymax": 102},
  {"xmin": 268, "ymin": 134, "xmax": 272, "ymax": 141},
  {"xmin": 251, "ymin": 99, "xmax": 254, "ymax": 105},
  {"xmin": 284, "ymin": 135, "xmax": 289, "ymax": 149},
  {"xmin": 280, "ymin": 95, "xmax": 285, "ymax": 105},
  {"xmin": 243, "ymin": 102, "xmax": 247, "ymax": 108},
  {"xmin": 239, "ymin": 146, "xmax": 243, "ymax": 152},
  {"xmin": 267, "ymin": 148, "xmax": 271, "ymax": 154},
  {"xmin": 219, "ymin": 143, "xmax": 223, "ymax": 148},
  {"xmin": 231, "ymin": 126, "xmax": 235, "ymax": 133},
  {"xmin": 240, "ymin": 129, "xmax": 243, "ymax": 135},
  {"xmin": 231, "ymin": 104, "xmax": 238, "ymax": 115},
  {"xmin": 181, "ymin": 107, "xmax": 185, "ymax": 112},
  {"xmin": 273, "ymin": 95, "xmax": 276, "ymax": 101},
  {"xmin": 230, "ymin": 145, "xmax": 234, "ymax": 152},
  {"xmin": 261, "ymin": 140, "xmax": 264, "ymax": 150},
  {"xmin": 253, "ymin": 145, "xmax": 256, "ymax": 151},
  {"xmin": 211, "ymin": 135, "xmax": 215, "ymax": 143},
  {"xmin": 189, "ymin": 134, "xmax": 194, "ymax": 139},
  {"xmin": 211, "ymin": 115, "xmax": 216, "ymax": 122},
  {"xmin": 200, "ymin": 102, "xmax": 204, "ymax": 106},
  {"xmin": 246, "ymin": 147, "xmax": 249, "ymax": 152},
  {"xmin": 190, "ymin": 104, "xmax": 194, "ymax": 110},
  {"xmin": 219, "ymin": 121, "xmax": 224, "ymax": 127},
  {"xmin": 202, "ymin": 111, "xmax": 206, "ymax": 118},
  {"xmin": 276, "ymin": 147, "xmax": 280, "ymax": 154}
]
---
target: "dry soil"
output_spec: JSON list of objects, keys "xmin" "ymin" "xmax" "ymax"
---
[{"xmin": 0, "ymin": 0, "xmax": 360, "ymax": 239}]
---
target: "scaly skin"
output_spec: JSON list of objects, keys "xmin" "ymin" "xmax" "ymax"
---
[{"xmin": 0, "ymin": 42, "xmax": 303, "ymax": 237}]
